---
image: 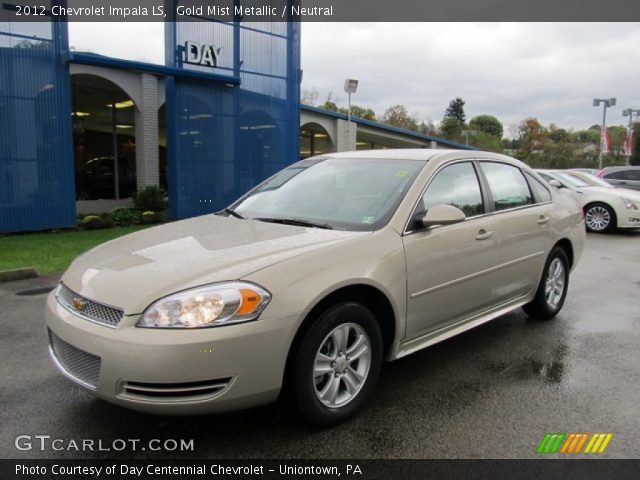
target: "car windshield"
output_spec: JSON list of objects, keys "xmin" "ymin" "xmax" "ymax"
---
[
  {"xmin": 231, "ymin": 157, "xmax": 426, "ymax": 231},
  {"xmin": 565, "ymin": 171, "xmax": 614, "ymax": 188}
]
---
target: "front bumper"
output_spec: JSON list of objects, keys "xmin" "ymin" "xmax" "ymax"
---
[
  {"xmin": 617, "ymin": 209, "xmax": 640, "ymax": 229},
  {"xmin": 44, "ymin": 291, "xmax": 300, "ymax": 415}
]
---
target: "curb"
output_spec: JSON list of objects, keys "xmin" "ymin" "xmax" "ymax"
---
[{"xmin": 0, "ymin": 267, "xmax": 38, "ymax": 283}]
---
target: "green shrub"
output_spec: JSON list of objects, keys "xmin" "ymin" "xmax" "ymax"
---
[
  {"xmin": 140, "ymin": 210, "xmax": 166, "ymax": 224},
  {"xmin": 111, "ymin": 208, "xmax": 142, "ymax": 226},
  {"xmin": 133, "ymin": 186, "xmax": 168, "ymax": 212},
  {"xmin": 81, "ymin": 214, "xmax": 114, "ymax": 230}
]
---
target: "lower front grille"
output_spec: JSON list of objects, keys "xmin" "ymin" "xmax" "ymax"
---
[
  {"xmin": 48, "ymin": 330, "xmax": 101, "ymax": 389},
  {"xmin": 121, "ymin": 378, "xmax": 232, "ymax": 401}
]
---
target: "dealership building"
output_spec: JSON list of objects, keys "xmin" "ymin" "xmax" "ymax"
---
[{"xmin": 0, "ymin": 14, "xmax": 470, "ymax": 233}]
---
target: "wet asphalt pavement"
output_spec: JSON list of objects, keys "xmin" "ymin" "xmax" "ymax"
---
[{"xmin": 1, "ymin": 231, "xmax": 639, "ymax": 459}]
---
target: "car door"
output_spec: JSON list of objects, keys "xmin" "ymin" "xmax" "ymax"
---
[
  {"xmin": 477, "ymin": 162, "xmax": 552, "ymax": 303},
  {"xmin": 403, "ymin": 161, "xmax": 498, "ymax": 340}
]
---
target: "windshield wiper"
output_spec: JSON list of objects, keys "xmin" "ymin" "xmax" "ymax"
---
[
  {"xmin": 254, "ymin": 217, "xmax": 333, "ymax": 230},
  {"xmin": 220, "ymin": 208, "xmax": 245, "ymax": 219}
]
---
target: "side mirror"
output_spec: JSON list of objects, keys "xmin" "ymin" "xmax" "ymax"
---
[
  {"xmin": 421, "ymin": 204, "xmax": 466, "ymax": 228},
  {"xmin": 548, "ymin": 179, "xmax": 563, "ymax": 188}
]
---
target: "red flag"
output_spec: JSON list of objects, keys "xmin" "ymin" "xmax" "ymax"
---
[{"xmin": 624, "ymin": 127, "xmax": 635, "ymax": 156}]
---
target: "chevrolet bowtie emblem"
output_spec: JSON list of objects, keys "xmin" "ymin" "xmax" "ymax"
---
[{"xmin": 72, "ymin": 297, "xmax": 87, "ymax": 311}]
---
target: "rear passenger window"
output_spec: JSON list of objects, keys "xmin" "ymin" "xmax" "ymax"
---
[
  {"xmin": 605, "ymin": 170, "xmax": 640, "ymax": 180},
  {"xmin": 605, "ymin": 171, "xmax": 631, "ymax": 180},
  {"xmin": 480, "ymin": 162, "xmax": 533, "ymax": 211},
  {"xmin": 524, "ymin": 172, "xmax": 551, "ymax": 203}
]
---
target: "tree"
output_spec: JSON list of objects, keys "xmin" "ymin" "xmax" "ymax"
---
[
  {"xmin": 439, "ymin": 117, "xmax": 463, "ymax": 141},
  {"xmin": 301, "ymin": 88, "xmax": 319, "ymax": 106},
  {"xmin": 472, "ymin": 132, "xmax": 504, "ymax": 153},
  {"xmin": 548, "ymin": 124, "xmax": 571, "ymax": 144},
  {"xmin": 320, "ymin": 100, "xmax": 339, "ymax": 112},
  {"xmin": 469, "ymin": 115, "xmax": 503, "ymax": 138},
  {"xmin": 349, "ymin": 105, "xmax": 376, "ymax": 121},
  {"xmin": 381, "ymin": 105, "xmax": 418, "ymax": 131},
  {"xmin": 418, "ymin": 120, "xmax": 438, "ymax": 136},
  {"xmin": 440, "ymin": 97, "xmax": 467, "ymax": 141},
  {"xmin": 319, "ymin": 92, "xmax": 341, "ymax": 112},
  {"xmin": 517, "ymin": 117, "xmax": 546, "ymax": 160},
  {"xmin": 444, "ymin": 97, "xmax": 466, "ymax": 124}
]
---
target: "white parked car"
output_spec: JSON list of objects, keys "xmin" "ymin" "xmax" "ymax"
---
[{"xmin": 537, "ymin": 170, "xmax": 640, "ymax": 233}]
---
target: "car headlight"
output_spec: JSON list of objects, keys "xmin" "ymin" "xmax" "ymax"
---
[
  {"xmin": 137, "ymin": 282, "xmax": 271, "ymax": 328},
  {"xmin": 621, "ymin": 197, "xmax": 639, "ymax": 210}
]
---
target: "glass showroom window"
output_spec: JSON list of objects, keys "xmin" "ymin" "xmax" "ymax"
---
[
  {"xmin": 300, "ymin": 123, "xmax": 332, "ymax": 159},
  {"xmin": 71, "ymin": 74, "xmax": 137, "ymax": 200}
]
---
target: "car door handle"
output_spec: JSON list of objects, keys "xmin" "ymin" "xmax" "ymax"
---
[
  {"xmin": 537, "ymin": 215, "xmax": 550, "ymax": 225},
  {"xmin": 476, "ymin": 229, "xmax": 494, "ymax": 240}
]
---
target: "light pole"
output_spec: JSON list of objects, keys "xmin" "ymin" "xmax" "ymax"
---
[
  {"xmin": 622, "ymin": 108, "xmax": 640, "ymax": 166},
  {"xmin": 461, "ymin": 129, "xmax": 477, "ymax": 146},
  {"xmin": 593, "ymin": 97, "xmax": 616, "ymax": 170},
  {"xmin": 344, "ymin": 78, "xmax": 358, "ymax": 150}
]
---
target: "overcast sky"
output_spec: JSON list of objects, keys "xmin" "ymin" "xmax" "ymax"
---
[{"xmin": 69, "ymin": 22, "xmax": 640, "ymax": 134}]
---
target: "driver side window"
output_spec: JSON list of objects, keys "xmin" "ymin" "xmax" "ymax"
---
[{"xmin": 421, "ymin": 162, "xmax": 484, "ymax": 218}]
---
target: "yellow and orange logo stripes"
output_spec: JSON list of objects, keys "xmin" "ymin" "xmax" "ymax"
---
[{"xmin": 537, "ymin": 432, "xmax": 613, "ymax": 454}]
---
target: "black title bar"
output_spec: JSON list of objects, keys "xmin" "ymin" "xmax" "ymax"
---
[
  {"xmin": 3, "ymin": 459, "xmax": 640, "ymax": 480},
  {"xmin": 2, "ymin": 0, "xmax": 640, "ymax": 22}
]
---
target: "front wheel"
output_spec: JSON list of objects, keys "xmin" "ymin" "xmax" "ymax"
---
[
  {"xmin": 523, "ymin": 247, "xmax": 570, "ymax": 320},
  {"xmin": 584, "ymin": 203, "xmax": 615, "ymax": 233},
  {"xmin": 290, "ymin": 302, "xmax": 383, "ymax": 426}
]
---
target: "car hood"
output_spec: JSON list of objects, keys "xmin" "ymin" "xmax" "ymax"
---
[
  {"xmin": 577, "ymin": 186, "xmax": 640, "ymax": 201},
  {"xmin": 61, "ymin": 215, "xmax": 364, "ymax": 314}
]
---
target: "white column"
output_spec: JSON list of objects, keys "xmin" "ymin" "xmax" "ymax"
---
[
  {"xmin": 336, "ymin": 119, "xmax": 357, "ymax": 152},
  {"xmin": 134, "ymin": 73, "xmax": 160, "ymax": 189}
]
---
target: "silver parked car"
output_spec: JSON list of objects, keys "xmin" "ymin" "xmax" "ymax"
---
[
  {"xmin": 597, "ymin": 166, "xmax": 640, "ymax": 191},
  {"xmin": 45, "ymin": 150, "xmax": 585, "ymax": 425}
]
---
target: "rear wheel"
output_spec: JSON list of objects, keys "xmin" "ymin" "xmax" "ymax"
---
[
  {"xmin": 290, "ymin": 302, "xmax": 383, "ymax": 426},
  {"xmin": 584, "ymin": 203, "xmax": 615, "ymax": 233},
  {"xmin": 523, "ymin": 247, "xmax": 569, "ymax": 320}
]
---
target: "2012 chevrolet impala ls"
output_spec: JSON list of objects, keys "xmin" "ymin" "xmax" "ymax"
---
[{"xmin": 45, "ymin": 149, "xmax": 585, "ymax": 425}]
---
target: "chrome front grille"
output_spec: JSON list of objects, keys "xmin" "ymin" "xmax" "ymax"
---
[
  {"xmin": 120, "ymin": 378, "xmax": 233, "ymax": 402},
  {"xmin": 48, "ymin": 330, "xmax": 101, "ymax": 389},
  {"xmin": 56, "ymin": 283, "xmax": 124, "ymax": 328}
]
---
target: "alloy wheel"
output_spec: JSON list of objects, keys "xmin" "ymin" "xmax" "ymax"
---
[
  {"xmin": 544, "ymin": 257, "xmax": 566, "ymax": 309},
  {"xmin": 585, "ymin": 206, "xmax": 611, "ymax": 232},
  {"xmin": 313, "ymin": 323, "xmax": 372, "ymax": 408}
]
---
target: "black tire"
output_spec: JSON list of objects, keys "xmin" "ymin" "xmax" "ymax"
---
[
  {"xmin": 290, "ymin": 302, "xmax": 383, "ymax": 427},
  {"xmin": 523, "ymin": 247, "xmax": 570, "ymax": 320},
  {"xmin": 584, "ymin": 202, "xmax": 616, "ymax": 233}
]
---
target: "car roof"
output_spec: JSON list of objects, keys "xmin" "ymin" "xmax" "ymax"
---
[
  {"xmin": 600, "ymin": 166, "xmax": 640, "ymax": 172},
  {"xmin": 321, "ymin": 149, "xmax": 453, "ymax": 161},
  {"xmin": 317, "ymin": 148, "xmax": 522, "ymax": 164}
]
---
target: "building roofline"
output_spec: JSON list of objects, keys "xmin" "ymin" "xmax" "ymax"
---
[
  {"xmin": 301, "ymin": 104, "xmax": 476, "ymax": 150},
  {"xmin": 66, "ymin": 52, "xmax": 240, "ymax": 85}
]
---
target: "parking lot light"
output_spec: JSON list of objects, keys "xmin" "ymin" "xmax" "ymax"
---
[
  {"xmin": 593, "ymin": 97, "xmax": 617, "ymax": 170},
  {"xmin": 344, "ymin": 79, "xmax": 359, "ymax": 149}
]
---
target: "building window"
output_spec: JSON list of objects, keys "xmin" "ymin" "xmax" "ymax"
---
[
  {"xmin": 71, "ymin": 74, "xmax": 137, "ymax": 200},
  {"xmin": 300, "ymin": 123, "xmax": 332, "ymax": 159}
]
